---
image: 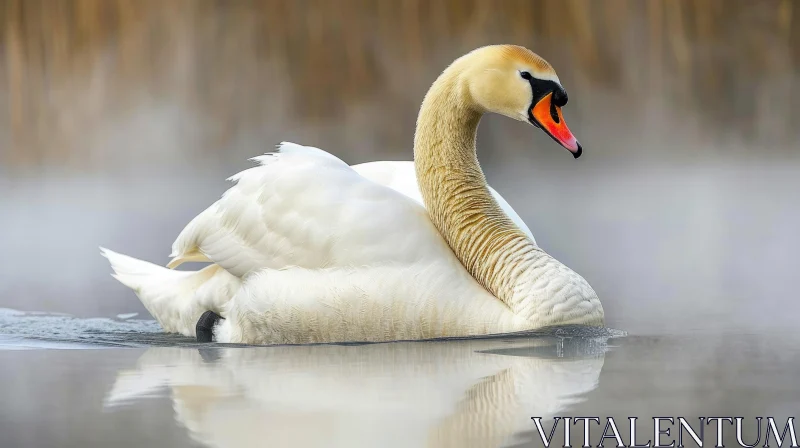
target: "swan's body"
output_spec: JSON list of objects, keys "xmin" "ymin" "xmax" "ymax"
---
[{"xmin": 102, "ymin": 45, "xmax": 604, "ymax": 344}]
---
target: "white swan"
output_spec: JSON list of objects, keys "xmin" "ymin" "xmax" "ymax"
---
[{"xmin": 101, "ymin": 44, "xmax": 604, "ymax": 344}]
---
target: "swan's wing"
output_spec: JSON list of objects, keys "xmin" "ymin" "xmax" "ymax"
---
[
  {"xmin": 169, "ymin": 143, "xmax": 458, "ymax": 277},
  {"xmin": 351, "ymin": 161, "xmax": 425, "ymax": 204},
  {"xmin": 352, "ymin": 161, "xmax": 536, "ymax": 244}
]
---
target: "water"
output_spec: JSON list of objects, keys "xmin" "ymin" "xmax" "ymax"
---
[{"xmin": 1, "ymin": 310, "xmax": 798, "ymax": 448}]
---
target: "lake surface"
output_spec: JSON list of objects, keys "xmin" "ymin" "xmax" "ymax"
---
[{"xmin": 1, "ymin": 309, "xmax": 798, "ymax": 448}]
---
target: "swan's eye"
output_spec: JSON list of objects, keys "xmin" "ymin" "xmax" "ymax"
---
[{"xmin": 520, "ymin": 71, "xmax": 533, "ymax": 81}]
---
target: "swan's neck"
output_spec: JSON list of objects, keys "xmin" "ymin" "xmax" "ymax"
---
[{"xmin": 413, "ymin": 72, "xmax": 547, "ymax": 315}]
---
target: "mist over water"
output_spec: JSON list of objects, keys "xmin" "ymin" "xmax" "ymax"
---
[{"xmin": 3, "ymin": 144, "xmax": 799, "ymax": 336}]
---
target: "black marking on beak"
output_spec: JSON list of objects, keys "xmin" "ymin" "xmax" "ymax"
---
[
  {"xmin": 573, "ymin": 143, "xmax": 583, "ymax": 159},
  {"xmin": 550, "ymin": 101, "xmax": 560, "ymax": 124}
]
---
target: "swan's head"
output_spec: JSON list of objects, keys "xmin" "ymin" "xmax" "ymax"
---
[{"xmin": 459, "ymin": 45, "xmax": 582, "ymax": 158}]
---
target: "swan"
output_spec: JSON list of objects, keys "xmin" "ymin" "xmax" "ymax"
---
[{"xmin": 101, "ymin": 44, "xmax": 605, "ymax": 344}]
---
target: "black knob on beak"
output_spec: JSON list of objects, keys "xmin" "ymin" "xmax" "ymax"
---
[{"xmin": 552, "ymin": 88, "xmax": 568, "ymax": 107}]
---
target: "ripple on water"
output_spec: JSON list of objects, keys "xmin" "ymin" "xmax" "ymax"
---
[
  {"xmin": 0, "ymin": 308, "xmax": 626, "ymax": 350},
  {"xmin": 0, "ymin": 308, "xmax": 179, "ymax": 348}
]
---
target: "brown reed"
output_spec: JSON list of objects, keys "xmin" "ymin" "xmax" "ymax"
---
[{"xmin": 0, "ymin": 0, "xmax": 797, "ymax": 168}]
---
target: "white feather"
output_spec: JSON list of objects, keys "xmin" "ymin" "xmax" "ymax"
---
[
  {"xmin": 352, "ymin": 160, "xmax": 536, "ymax": 245},
  {"xmin": 101, "ymin": 247, "xmax": 241, "ymax": 336}
]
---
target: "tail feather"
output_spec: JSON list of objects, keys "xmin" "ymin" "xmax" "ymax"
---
[
  {"xmin": 101, "ymin": 247, "xmax": 241, "ymax": 337},
  {"xmin": 166, "ymin": 250, "xmax": 212, "ymax": 269}
]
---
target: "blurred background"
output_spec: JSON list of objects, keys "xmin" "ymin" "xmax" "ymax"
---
[{"xmin": 1, "ymin": 0, "xmax": 798, "ymax": 335}]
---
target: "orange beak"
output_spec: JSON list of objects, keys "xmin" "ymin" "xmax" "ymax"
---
[{"xmin": 531, "ymin": 92, "xmax": 582, "ymax": 158}]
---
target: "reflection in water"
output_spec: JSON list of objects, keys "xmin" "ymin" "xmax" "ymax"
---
[{"xmin": 106, "ymin": 337, "xmax": 609, "ymax": 448}]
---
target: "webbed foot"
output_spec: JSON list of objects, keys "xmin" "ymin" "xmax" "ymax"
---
[{"xmin": 196, "ymin": 310, "xmax": 223, "ymax": 343}]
